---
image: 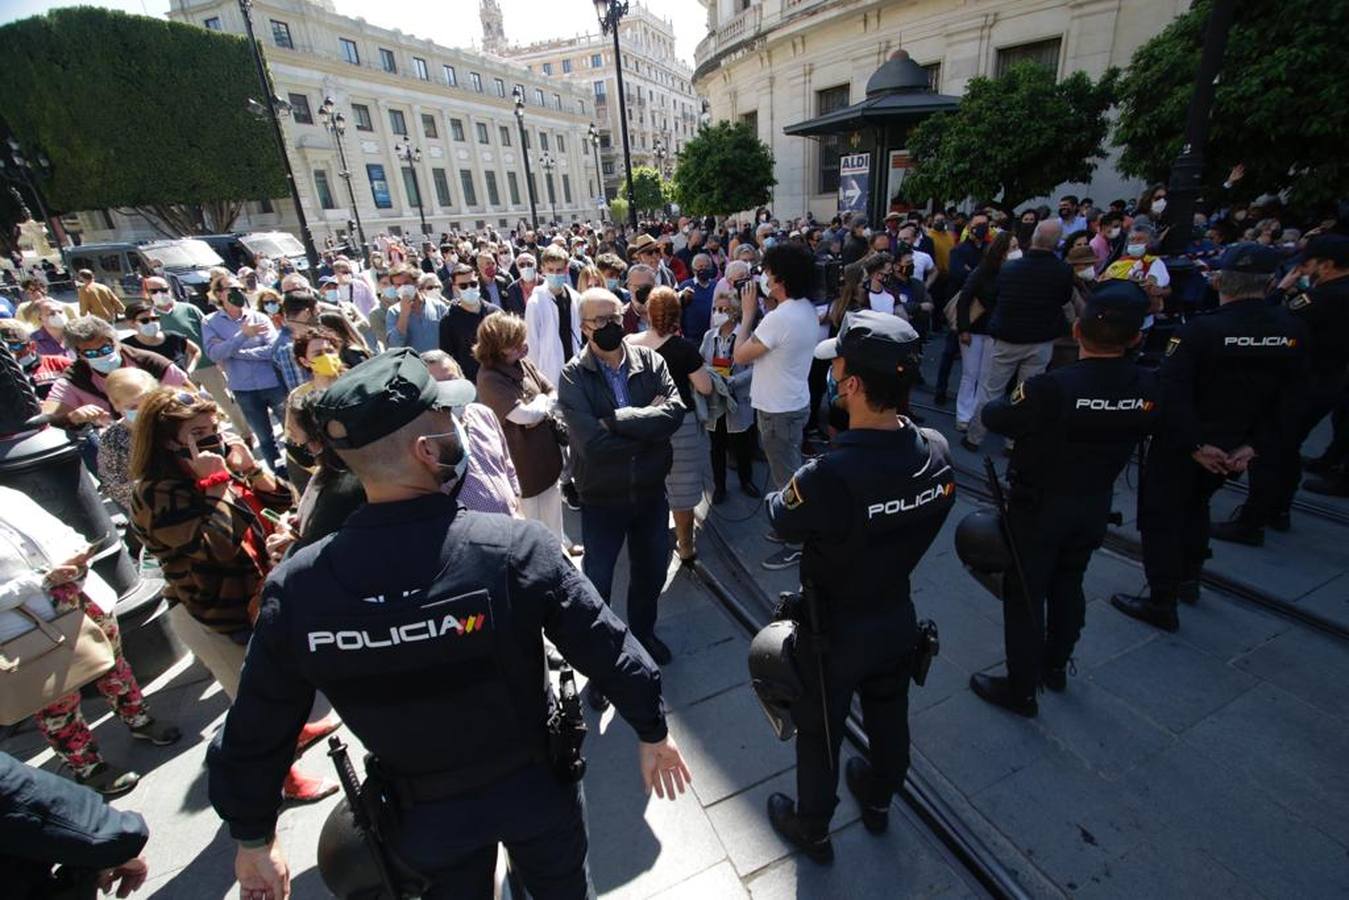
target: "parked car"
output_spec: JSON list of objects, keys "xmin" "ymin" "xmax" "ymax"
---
[
  {"xmin": 200, "ymin": 231, "xmax": 311, "ymax": 275},
  {"xmin": 67, "ymin": 238, "xmax": 224, "ymax": 308}
]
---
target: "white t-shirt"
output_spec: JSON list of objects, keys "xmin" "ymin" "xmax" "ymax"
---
[
  {"xmin": 868, "ymin": 289, "xmax": 897, "ymax": 316},
  {"xmin": 910, "ymin": 249, "xmax": 936, "ymax": 284},
  {"xmin": 749, "ymin": 297, "xmax": 819, "ymax": 413}
]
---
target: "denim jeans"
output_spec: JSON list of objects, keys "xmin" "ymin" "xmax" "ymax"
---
[
  {"xmin": 580, "ymin": 497, "xmax": 671, "ymax": 642},
  {"xmin": 756, "ymin": 406, "xmax": 809, "ymax": 492},
  {"xmin": 234, "ymin": 385, "xmax": 288, "ymax": 470}
]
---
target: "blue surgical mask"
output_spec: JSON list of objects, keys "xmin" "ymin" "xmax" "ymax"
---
[
  {"xmin": 89, "ymin": 350, "xmax": 123, "ymax": 375},
  {"xmin": 123, "ymin": 408, "xmax": 138, "ymax": 423},
  {"xmin": 459, "ymin": 287, "xmax": 481, "ymax": 305},
  {"xmin": 545, "ymin": 273, "xmax": 568, "ymax": 292},
  {"xmin": 605, "ymin": 277, "xmax": 620, "ymax": 291},
  {"xmin": 826, "ymin": 367, "xmax": 841, "ymax": 408},
  {"xmin": 264, "ymin": 301, "xmax": 280, "ymax": 314}
]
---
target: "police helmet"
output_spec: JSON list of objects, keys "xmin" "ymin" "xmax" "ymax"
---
[
  {"xmin": 317, "ymin": 799, "xmax": 388, "ymax": 899},
  {"xmin": 747, "ymin": 620, "xmax": 805, "ymax": 741},
  {"xmin": 954, "ymin": 509, "xmax": 1013, "ymax": 601}
]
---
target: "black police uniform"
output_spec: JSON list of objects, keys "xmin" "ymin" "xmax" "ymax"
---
[
  {"xmin": 207, "ymin": 351, "xmax": 666, "ymax": 900},
  {"xmin": 976, "ymin": 285, "xmax": 1159, "ymax": 708},
  {"xmin": 764, "ymin": 314, "xmax": 955, "ymax": 845},
  {"xmin": 1113, "ymin": 255, "xmax": 1307, "ymax": 629}
]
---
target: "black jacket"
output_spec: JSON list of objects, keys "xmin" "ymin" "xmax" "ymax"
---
[
  {"xmin": 987, "ymin": 249, "xmax": 1073, "ymax": 344},
  {"xmin": 1, "ymin": 752, "xmax": 148, "ymax": 899},
  {"xmin": 557, "ymin": 343, "xmax": 685, "ymax": 506}
]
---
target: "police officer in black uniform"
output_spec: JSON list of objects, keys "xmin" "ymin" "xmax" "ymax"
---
[
  {"xmin": 206, "ymin": 349, "xmax": 692, "ymax": 900},
  {"xmin": 1113, "ymin": 243, "xmax": 1308, "ymax": 631},
  {"xmin": 1212, "ymin": 232, "xmax": 1349, "ymax": 540},
  {"xmin": 969, "ymin": 281, "xmax": 1159, "ymax": 716},
  {"xmin": 761, "ymin": 311, "xmax": 956, "ymax": 863}
]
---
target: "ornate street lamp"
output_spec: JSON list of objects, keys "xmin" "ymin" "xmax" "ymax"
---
[
  {"xmin": 2, "ymin": 138, "xmax": 65, "ymax": 269},
  {"xmin": 393, "ymin": 141, "xmax": 429, "ymax": 236},
  {"xmin": 593, "ymin": 0, "xmax": 638, "ymax": 230},
  {"xmin": 513, "ymin": 86, "xmax": 540, "ymax": 231},
  {"xmin": 540, "ymin": 151, "xmax": 559, "ymax": 224},
  {"xmin": 318, "ymin": 97, "xmax": 369, "ymax": 263}
]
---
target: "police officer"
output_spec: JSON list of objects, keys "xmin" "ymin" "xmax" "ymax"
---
[
  {"xmin": 969, "ymin": 281, "xmax": 1159, "ymax": 716},
  {"xmin": 1113, "ymin": 243, "xmax": 1307, "ymax": 631},
  {"xmin": 762, "ymin": 311, "xmax": 955, "ymax": 863},
  {"xmin": 206, "ymin": 349, "xmax": 692, "ymax": 900},
  {"xmin": 1212, "ymin": 232, "xmax": 1349, "ymax": 538}
]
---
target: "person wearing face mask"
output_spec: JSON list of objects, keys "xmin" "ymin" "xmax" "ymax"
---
[
  {"xmin": 28, "ymin": 297, "xmax": 74, "ymax": 359},
  {"xmin": 0, "ymin": 319, "xmax": 71, "ymax": 400},
  {"xmin": 1136, "ymin": 184, "xmax": 1168, "ymax": 223},
  {"xmin": 523, "ymin": 245, "xmax": 585, "ymax": 388},
  {"xmin": 120, "ymin": 301, "xmax": 199, "ymax": 372},
  {"xmin": 368, "ymin": 271, "xmax": 398, "ymax": 344},
  {"xmin": 596, "ymin": 253, "xmax": 630, "ymax": 305},
  {"xmin": 1053, "ymin": 245, "xmax": 1100, "ymax": 369},
  {"xmin": 676, "ymin": 252, "xmax": 718, "ymax": 344},
  {"xmin": 283, "ymin": 389, "xmax": 366, "ymax": 551},
  {"xmin": 438, "ymin": 264, "xmax": 503, "ymax": 382},
  {"xmin": 623, "ymin": 264, "xmax": 657, "ymax": 334},
  {"xmin": 386, "ymin": 266, "xmax": 449, "ymax": 354},
  {"xmin": 129, "ymin": 388, "xmax": 340, "ymax": 806},
  {"xmin": 204, "ymin": 275, "xmax": 288, "ymax": 472},
  {"xmin": 476, "ymin": 251, "xmax": 511, "ymax": 310},
  {"xmin": 1056, "ymin": 195, "xmax": 1088, "ymax": 243},
  {"xmin": 210, "ymin": 348, "xmax": 690, "ymax": 900},
  {"xmin": 951, "ymin": 232, "xmax": 1016, "ymax": 430},
  {"xmin": 557, "ymin": 290, "xmax": 686, "ymax": 693},
  {"xmin": 963, "ymin": 220, "xmax": 1073, "ymax": 453},
  {"xmin": 1090, "ymin": 212, "xmax": 1125, "ymax": 270},
  {"xmin": 759, "ymin": 310, "xmax": 954, "ymax": 863},
  {"xmin": 504, "ymin": 251, "xmax": 538, "ymax": 317},
  {"xmin": 700, "ymin": 287, "xmax": 758, "ymax": 503},
  {"xmin": 97, "ymin": 367, "xmax": 160, "ymax": 515},
  {"xmin": 1099, "ymin": 224, "xmax": 1171, "ymax": 326}
]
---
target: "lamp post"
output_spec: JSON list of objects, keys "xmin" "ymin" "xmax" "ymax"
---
[
  {"xmin": 2, "ymin": 138, "xmax": 66, "ymax": 270},
  {"xmin": 593, "ymin": 0, "xmax": 639, "ymax": 231},
  {"xmin": 393, "ymin": 141, "xmax": 429, "ymax": 236},
  {"xmin": 237, "ymin": 0, "xmax": 320, "ymax": 273},
  {"xmin": 513, "ymin": 86, "xmax": 540, "ymax": 232},
  {"xmin": 540, "ymin": 151, "xmax": 559, "ymax": 224},
  {"xmin": 588, "ymin": 122, "xmax": 607, "ymax": 223},
  {"xmin": 318, "ymin": 97, "xmax": 369, "ymax": 264}
]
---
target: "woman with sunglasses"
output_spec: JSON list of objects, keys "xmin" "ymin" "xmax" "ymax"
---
[
  {"xmin": 128, "ymin": 388, "xmax": 339, "ymax": 803},
  {"xmin": 119, "ymin": 300, "xmax": 200, "ymax": 373}
]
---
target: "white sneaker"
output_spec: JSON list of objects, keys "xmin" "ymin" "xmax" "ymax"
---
[{"xmin": 955, "ymin": 421, "xmax": 969, "ymax": 432}]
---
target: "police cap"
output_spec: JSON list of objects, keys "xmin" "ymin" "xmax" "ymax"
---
[
  {"xmin": 1304, "ymin": 233, "xmax": 1349, "ymax": 267},
  {"xmin": 314, "ymin": 348, "xmax": 475, "ymax": 449},
  {"xmin": 1082, "ymin": 280, "xmax": 1149, "ymax": 332},
  {"xmin": 813, "ymin": 309, "xmax": 919, "ymax": 372},
  {"xmin": 1213, "ymin": 241, "xmax": 1282, "ymax": 274}
]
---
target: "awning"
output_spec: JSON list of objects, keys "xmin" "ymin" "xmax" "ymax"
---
[{"xmin": 784, "ymin": 90, "xmax": 960, "ymax": 137}]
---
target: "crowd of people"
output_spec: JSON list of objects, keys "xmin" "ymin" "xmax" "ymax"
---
[{"xmin": 2, "ymin": 170, "xmax": 1346, "ymax": 895}]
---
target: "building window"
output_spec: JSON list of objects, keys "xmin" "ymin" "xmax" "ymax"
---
[
  {"xmin": 995, "ymin": 38, "xmax": 1062, "ymax": 77},
  {"xmin": 402, "ymin": 166, "xmax": 421, "ymax": 208},
  {"xmin": 562, "ymin": 58, "xmax": 572, "ymax": 74},
  {"xmin": 540, "ymin": 132, "xmax": 549, "ymax": 152},
  {"xmin": 485, "ymin": 171, "xmax": 501, "ymax": 207},
  {"xmin": 542, "ymin": 62, "xmax": 553, "ymax": 75},
  {"xmin": 460, "ymin": 170, "xmax": 478, "ymax": 207},
  {"xmin": 314, "ymin": 170, "xmax": 336, "ymax": 209},
  {"xmin": 545, "ymin": 174, "xmax": 556, "ymax": 205},
  {"xmin": 577, "ymin": 100, "xmax": 586, "ymax": 115},
  {"xmin": 920, "ymin": 62, "xmax": 942, "ymax": 91},
  {"xmin": 476, "ymin": 122, "xmax": 490, "ymax": 144},
  {"xmin": 494, "ymin": 78, "xmax": 506, "ymax": 97},
  {"xmin": 422, "ymin": 114, "xmax": 438, "ymax": 139},
  {"xmin": 432, "ymin": 168, "xmax": 452, "ymax": 207},
  {"xmin": 414, "ymin": 57, "xmax": 429, "ymax": 80},
  {"xmin": 499, "ymin": 125, "xmax": 511, "ymax": 146},
  {"xmin": 270, "ymin": 20, "xmax": 292, "ymax": 48},
  {"xmin": 340, "ymin": 38, "xmax": 360, "ymax": 65},
  {"xmin": 204, "ymin": 17, "xmax": 221, "ymax": 30},
  {"xmin": 471, "ymin": 72, "xmax": 483, "ymax": 92},
  {"xmin": 533, "ymin": 88, "xmax": 545, "ymax": 106},
  {"xmin": 450, "ymin": 118, "xmax": 465, "ymax": 141},
  {"xmin": 591, "ymin": 53, "xmax": 602, "ymax": 68},
  {"xmin": 352, "ymin": 103, "xmax": 373, "ymax": 131},
  {"xmin": 602, "ymin": 161, "xmax": 614, "ymax": 176},
  {"xmin": 389, "ymin": 109, "xmax": 407, "ymax": 135},
  {"xmin": 507, "ymin": 171, "xmax": 521, "ymax": 205},
  {"xmin": 593, "ymin": 80, "xmax": 606, "ymax": 99},
  {"xmin": 816, "ymin": 84, "xmax": 850, "ymax": 194},
  {"xmin": 287, "ymin": 93, "xmax": 313, "ymax": 124},
  {"xmin": 557, "ymin": 135, "xmax": 566, "ymax": 153},
  {"xmin": 443, "ymin": 64, "xmax": 457, "ymax": 86},
  {"xmin": 514, "ymin": 83, "xmax": 525, "ymax": 101},
  {"xmin": 367, "ymin": 164, "xmax": 392, "ymax": 209},
  {"xmin": 740, "ymin": 110, "xmax": 758, "ymax": 134},
  {"xmin": 562, "ymin": 174, "xmax": 572, "ymax": 204},
  {"xmin": 379, "ymin": 48, "xmax": 397, "ymax": 74},
  {"xmin": 553, "ymin": 93, "xmax": 562, "ymax": 110}
]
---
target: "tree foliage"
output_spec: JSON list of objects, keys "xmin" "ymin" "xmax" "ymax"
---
[
  {"xmin": 607, "ymin": 196, "xmax": 629, "ymax": 225},
  {"xmin": 0, "ymin": 7, "xmax": 286, "ymax": 235},
  {"xmin": 618, "ymin": 166, "xmax": 670, "ymax": 217},
  {"xmin": 671, "ymin": 121, "xmax": 776, "ymax": 217},
  {"xmin": 1113, "ymin": 0, "xmax": 1349, "ymax": 211},
  {"xmin": 902, "ymin": 62, "xmax": 1118, "ymax": 211}
]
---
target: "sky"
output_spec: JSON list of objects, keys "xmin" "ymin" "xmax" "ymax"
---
[{"xmin": 1, "ymin": 0, "xmax": 710, "ymax": 66}]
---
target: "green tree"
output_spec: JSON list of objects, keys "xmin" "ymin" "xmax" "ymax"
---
[
  {"xmin": 607, "ymin": 196, "xmax": 629, "ymax": 225},
  {"xmin": 671, "ymin": 121, "xmax": 776, "ymax": 216},
  {"xmin": 1113, "ymin": 0, "xmax": 1349, "ymax": 210},
  {"xmin": 902, "ymin": 62, "xmax": 1118, "ymax": 211},
  {"xmin": 619, "ymin": 166, "xmax": 669, "ymax": 217},
  {"xmin": 0, "ymin": 7, "xmax": 285, "ymax": 236}
]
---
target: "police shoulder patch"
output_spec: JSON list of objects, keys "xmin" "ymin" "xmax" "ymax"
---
[
  {"xmin": 1010, "ymin": 382, "xmax": 1027, "ymax": 405},
  {"xmin": 781, "ymin": 476, "xmax": 805, "ymax": 509},
  {"xmin": 1288, "ymin": 293, "xmax": 1312, "ymax": 311},
  {"xmin": 1165, "ymin": 336, "xmax": 1182, "ymax": 356}
]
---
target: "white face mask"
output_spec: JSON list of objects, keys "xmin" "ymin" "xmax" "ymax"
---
[
  {"xmin": 1126, "ymin": 243, "xmax": 1148, "ymax": 257},
  {"xmin": 397, "ymin": 284, "xmax": 418, "ymax": 300},
  {"xmin": 1005, "ymin": 249, "xmax": 1023, "ymax": 261},
  {"xmin": 151, "ymin": 291, "xmax": 173, "ymax": 310},
  {"xmin": 519, "ymin": 266, "xmax": 536, "ymax": 281},
  {"xmin": 710, "ymin": 310, "xmax": 730, "ymax": 329},
  {"xmin": 138, "ymin": 321, "xmax": 161, "ymax": 338},
  {"xmin": 46, "ymin": 312, "xmax": 68, "ymax": 329},
  {"xmin": 1151, "ymin": 198, "xmax": 1167, "ymax": 214},
  {"xmin": 1076, "ymin": 266, "xmax": 1097, "ymax": 279},
  {"xmin": 1107, "ymin": 227, "xmax": 1122, "ymax": 239},
  {"xmin": 758, "ymin": 273, "xmax": 771, "ymax": 294}
]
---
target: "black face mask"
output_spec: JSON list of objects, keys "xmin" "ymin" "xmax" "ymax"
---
[
  {"xmin": 285, "ymin": 440, "xmax": 316, "ymax": 469},
  {"xmin": 591, "ymin": 321, "xmax": 624, "ymax": 352},
  {"xmin": 971, "ymin": 225, "xmax": 989, "ymax": 241},
  {"xmin": 634, "ymin": 284, "xmax": 654, "ymax": 305}
]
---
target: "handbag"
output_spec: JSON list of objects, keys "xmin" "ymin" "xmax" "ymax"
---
[
  {"xmin": 943, "ymin": 293, "xmax": 985, "ymax": 331},
  {"xmin": 0, "ymin": 603, "xmax": 117, "ymax": 726}
]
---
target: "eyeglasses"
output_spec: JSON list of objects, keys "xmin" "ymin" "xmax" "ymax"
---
[
  {"xmin": 586, "ymin": 314, "xmax": 623, "ymax": 328},
  {"xmin": 5, "ymin": 340, "xmax": 29, "ymax": 353},
  {"xmin": 456, "ymin": 280, "xmax": 480, "ymax": 289},
  {"xmin": 78, "ymin": 343, "xmax": 116, "ymax": 359},
  {"xmin": 135, "ymin": 316, "xmax": 160, "ymax": 324}
]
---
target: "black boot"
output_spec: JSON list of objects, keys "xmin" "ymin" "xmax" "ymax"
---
[
  {"xmin": 1110, "ymin": 590, "xmax": 1179, "ymax": 632},
  {"xmin": 1042, "ymin": 666, "xmax": 1067, "ymax": 692},
  {"xmin": 1210, "ymin": 505, "xmax": 1264, "ymax": 546},
  {"xmin": 1177, "ymin": 580, "xmax": 1200, "ymax": 605},
  {"xmin": 844, "ymin": 757, "xmax": 889, "ymax": 834},
  {"xmin": 969, "ymin": 673, "xmax": 1037, "ymax": 717},
  {"xmin": 767, "ymin": 793, "xmax": 834, "ymax": 863}
]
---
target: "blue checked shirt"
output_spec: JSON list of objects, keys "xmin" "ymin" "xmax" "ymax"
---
[{"xmin": 271, "ymin": 327, "xmax": 311, "ymax": 393}]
